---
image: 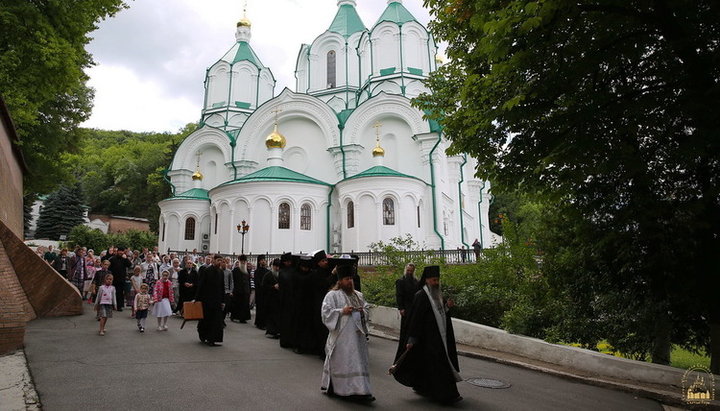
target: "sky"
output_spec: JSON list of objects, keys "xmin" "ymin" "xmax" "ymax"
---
[{"xmin": 83, "ymin": 0, "xmax": 436, "ymax": 133}]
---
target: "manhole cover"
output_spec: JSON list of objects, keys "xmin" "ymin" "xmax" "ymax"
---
[{"xmin": 465, "ymin": 377, "xmax": 511, "ymax": 389}]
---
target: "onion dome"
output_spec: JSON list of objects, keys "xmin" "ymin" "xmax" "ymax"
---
[
  {"xmin": 265, "ymin": 124, "xmax": 287, "ymax": 149},
  {"xmin": 372, "ymin": 142, "xmax": 385, "ymax": 157},
  {"xmin": 237, "ymin": 17, "xmax": 251, "ymax": 28},
  {"xmin": 192, "ymin": 169, "xmax": 204, "ymax": 181}
]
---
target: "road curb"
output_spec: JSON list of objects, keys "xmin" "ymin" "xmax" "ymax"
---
[{"xmin": 367, "ymin": 324, "xmax": 719, "ymax": 410}]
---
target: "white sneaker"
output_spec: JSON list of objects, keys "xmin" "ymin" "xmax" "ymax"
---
[
  {"xmin": 163, "ymin": 325, "xmax": 169, "ymax": 331},
  {"xmin": 157, "ymin": 326, "xmax": 163, "ymax": 331}
]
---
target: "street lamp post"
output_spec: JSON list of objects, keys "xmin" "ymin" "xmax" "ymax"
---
[{"xmin": 236, "ymin": 220, "xmax": 250, "ymax": 255}]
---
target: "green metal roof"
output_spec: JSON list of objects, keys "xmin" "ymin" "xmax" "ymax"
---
[
  {"xmin": 221, "ymin": 166, "xmax": 332, "ymax": 186},
  {"xmin": 171, "ymin": 188, "xmax": 210, "ymax": 201},
  {"xmin": 221, "ymin": 41, "xmax": 264, "ymax": 67},
  {"xmin": 328, "ymin": 4, "xmax": 366, "ymax": 38},
  {"xmin": 374, "ymin": 1, "xmax": 417, "ymax": 27},
  {"xmin": 343, "ymin": 165, "xmax": 426, "ymax": 183}
]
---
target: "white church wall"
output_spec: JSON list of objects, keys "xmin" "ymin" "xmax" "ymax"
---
[
  {"xmin": 207, "ymin": 63, "xmax": 231, "ymax": 108},
  {"xmin": 216, "ymin": 201, "xmax": 232, "ymax": 253},
  {"xmin": 358, "ymin": 35, "xmax": 371, "ymax": 85},
  {"xmin": 337, "ymin": 176, "xmax": 426, "ymax": 252},
  {"xmin": 250, "ymin": 197, "xmax": 272, "ymax": 253},
  {"xmin": 402, "ymin": 23, "xmax": 430, "ymax": 74},
  {"xmin": 357, "ymin": 194, "xmax": 376, "ymax": 251},
  {"xmin": 372, "ymin": 24, "xmax": 400, "ymax": 75},
  {"xmin": 209, "ymin": 181, "xmax": 329, "ymax": 254},
  {"xmin": 310, "ymin": 35, "xmax": 344, "ymax": 91},
  {"xmin": 200, "ymin": 146, "xmax": 225, "ymax": 188},
  {"xmin": 231, "ymin": 63, "xmax": 257, "ymax": 107},
  {"xmin": 259, "ymin": 70, "xmax": 274, "ymax": 106}
]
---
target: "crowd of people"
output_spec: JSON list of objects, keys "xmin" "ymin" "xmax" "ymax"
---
[{"xmin": 37, "ymin": 244, "xmax": 463, "ymax": 404}]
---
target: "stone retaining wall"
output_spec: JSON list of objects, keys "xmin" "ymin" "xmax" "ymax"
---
[{"xmin": 368, "ymin": 304, "xmax": 688, "ymax": 387}]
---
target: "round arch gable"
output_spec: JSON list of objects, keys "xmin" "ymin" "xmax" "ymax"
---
[
  {"xmin": 343, "ymin": 93, "xmax": 429, "ymax": 145},
  {"xmin": 235, "ymin": 89, "xmax": 340, "ymax": 159},
  {"xmin": 171, "ymin": 126, "xmax": 233, "ymax": 171}
]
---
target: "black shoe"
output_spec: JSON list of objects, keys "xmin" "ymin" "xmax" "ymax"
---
[
  {"xmin": 117, "ymin": 308, "xmax": 123, "ymax": 312},
  {"xmin": 239, "ymin": 320, "xmax": 247, "ymax": 324},
  {"xmin": 206, "ymin": 341, "xmax": 221, "ymax": 347}
]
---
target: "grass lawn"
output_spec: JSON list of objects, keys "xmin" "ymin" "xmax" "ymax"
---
[{"xmin": 571, "ymin": 342, "xmax": 710, "ymax": 370}]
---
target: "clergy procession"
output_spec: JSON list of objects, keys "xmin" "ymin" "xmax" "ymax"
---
[{"xmin": 53, "ymin": 242, "xmax": 462, "ymax": 405}]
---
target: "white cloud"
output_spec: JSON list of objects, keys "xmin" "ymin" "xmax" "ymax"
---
[
  {"xmin": 83, "ymin": 0, "xmax": 437, "ymax": 132},
  {"xmin": 84, "ymin": 64, "xmax": 198, "ymax": 132}
]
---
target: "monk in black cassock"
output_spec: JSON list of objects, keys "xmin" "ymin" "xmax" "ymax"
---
[
  {"xmin": 262, "ymin": 258, "xmax": 281, "ymax": 338},
  {"xmin": 177, "ymin": 259, "xmax": 199, "ymax": 315},
  {"xmin": 309, "ymin": 250, "xmax": 334, "ymax": 358},
  {"xmin": 392, "ymin": 265, "xmax": 463, "ymax": 404},
  {"xmin": 195, "ymin": 254, "xmax": 225, "ymax": 346},
  {"xmin": 394, "ymin": 263, "xmax": 418, "ymax": 359},
  {"xmin": 231, "ymin": 255, "xmax": 251, "ymax": 323},
  {"xmin": 253, "ymin": 255, "xmax": 269, "ymax": 330},
  {"xmin": 293, "ymin": 255, "xmax": 317, "ymax": 354},
  {"xmin": 279, "ymin": 253, "xmax": 299, "ymax": 348}
]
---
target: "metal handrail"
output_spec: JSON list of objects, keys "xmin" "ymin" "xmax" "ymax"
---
[{"xmin": 167, "ymin": 248, "xmax": 478, "ymax": 266}]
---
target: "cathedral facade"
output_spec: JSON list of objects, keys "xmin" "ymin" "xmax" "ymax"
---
[{"xmin": 158, "ymin": 0, "xmax": 494, "ymax": 255}]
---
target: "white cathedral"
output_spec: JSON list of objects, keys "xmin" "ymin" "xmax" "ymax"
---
[{"xmin": 158, "ymin": 0, "xmax": 496, "ymax": 255}]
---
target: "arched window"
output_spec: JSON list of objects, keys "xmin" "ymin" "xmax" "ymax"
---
[
  {"xmin": 278, "ymin": 203, "xmax": 290, "ymax": 229},
  {"xmin": 184, "ymin": 217, "xmax": 196, "ymax": 240},
  {"xmin": 383, "ymin": 198, "xmax": 395, "ymax": 225},
  {"xmin": 327, "ymin": 50, "xmax": 336, "ymax": 88},
  {"xmin": 347, "ymin": 201, "xmax": 355, "ymax": 228},
  {"xmin": 214, "ymin": 212, "xmax": 218, "ymax": 235},
  {"xmin": 300, "ymin": 203, "xmax": 312, "ymax": 230}
]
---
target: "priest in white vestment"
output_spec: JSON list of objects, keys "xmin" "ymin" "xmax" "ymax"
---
[{"xmin": 320, "ymin": 265, "xmax": 374, "ymax": 402}]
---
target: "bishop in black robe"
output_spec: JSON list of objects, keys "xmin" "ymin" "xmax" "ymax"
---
[{"xmin": 392, "ymin": 266, "xmax": 462, "ymax": 404}]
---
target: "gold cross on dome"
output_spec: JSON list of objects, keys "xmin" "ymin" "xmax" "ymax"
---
[
  {"xmin": 271, "ymin": 106, "xmax": 283, "ymax": 124},
  {"xmin": 373, "ymin": 121, "xmax": 383, "ymax": 143}
]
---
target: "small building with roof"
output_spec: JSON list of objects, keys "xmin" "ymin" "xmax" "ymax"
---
[{"xmin": 158, "ymin": 0, "xmax": 495, "ymax": 254}]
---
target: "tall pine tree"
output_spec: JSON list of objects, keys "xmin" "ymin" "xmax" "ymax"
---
[{"xmin": 34, "ymin": 184, "xmax": 86, "ymax": 240}]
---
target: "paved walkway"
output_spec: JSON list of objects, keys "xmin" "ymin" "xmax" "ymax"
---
[{"xmin": 16, "ymin": 306, "xmax": 666, "ymax": 410}]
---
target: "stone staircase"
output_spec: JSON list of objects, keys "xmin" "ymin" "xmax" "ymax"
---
[{"xmin": 0, "ymin": 220, "xmax": 82, "ymax": 354}]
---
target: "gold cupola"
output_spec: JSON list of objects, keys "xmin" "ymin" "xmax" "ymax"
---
[
  {"xmin": 266, "ymin": 107, "xmax": 286, "ymax": 149},
  {"xmin": 237, "ymin": 17, "xmax": 251, "ymax": 28},
  {"xmin": 372, "ymin": 142, "xmax": 385, "ymax": 157},
  {"xmin": 192, "ymin": 151, "xmax": 204, "ymax": 180},
  {"xmin": 265, "ymin": 123, "xmax": 286, "ymax": 149},
  {"xmin": 237, "ymin": 1, "xmax": 251, "ymax": 27},
  {"xmin": 372, "ymin": 120, "xmax": 385, "ymax": 157}
]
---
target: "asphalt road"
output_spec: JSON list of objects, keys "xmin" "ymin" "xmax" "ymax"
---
[{"xmin": 24, "ymin": 307, "xmax": 662, "ymax": 410}]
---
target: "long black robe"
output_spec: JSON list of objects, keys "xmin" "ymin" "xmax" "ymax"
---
[
  {"xmin": 393, "ymin": 289, "xmax": 461, "ymax": 403},
  {"xmin": 231, "ymin": 267, "xmax": 251, "ymax": 321},
  {"xmin": 394, "ymin": 275, "xmax": 419, "ymax": 358},
  {"xmin": 195, "ymin": 265, "xmax": 225, "ymax": 344},
  {"xmin": 253, "ymin": 266, "xmax": 269, "ymax": 329},
  {"xmin": 309, "ymin": 266, "xmax": 334, "ymax": 356},
  {"xmin": 278, "ymin": 265, "xmax": 298, "ymax": 348},
  {"xmin": 293, "ymin": 268, "xmax": 316, "ymax": 353},
  {"xmin": 177, "ymin": 267, "xmax": 198, "ymax": 313},
  {"xmin": 262, "ymin": 270, "xmax": 281, "ymax": 336}
]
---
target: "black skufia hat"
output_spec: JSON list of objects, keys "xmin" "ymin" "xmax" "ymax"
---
[
  {"xmin": 418, "ymin": 265, "xmax": 440, "ymax": 287},
  {"xmin": 336, "ymin": 264, "xmax": 354, "ymax": 279},
  {"xmin": 280, "ymin": 252, "xmax": 292, "ymax": 263}
]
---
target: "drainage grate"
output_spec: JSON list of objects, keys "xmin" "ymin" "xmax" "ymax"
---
[{"xmin": 465, "ymin": 377, "xmax": 511, "ymax": 389}]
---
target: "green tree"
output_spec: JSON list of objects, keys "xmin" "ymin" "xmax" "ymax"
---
[
  {"xmin": 34, "ymin": 183, "xmax": 86, "ymax": 240},
  {"xmin": 0, "ymin": 0, "xmax": 128, "ymax": 193},
  {"xmin": 62, "ymin": 124, "xmax": 194, "ymax": 232},
  {"xmin": 418, "ymin": 0, "xmax": 720, "ymax": 370}
]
